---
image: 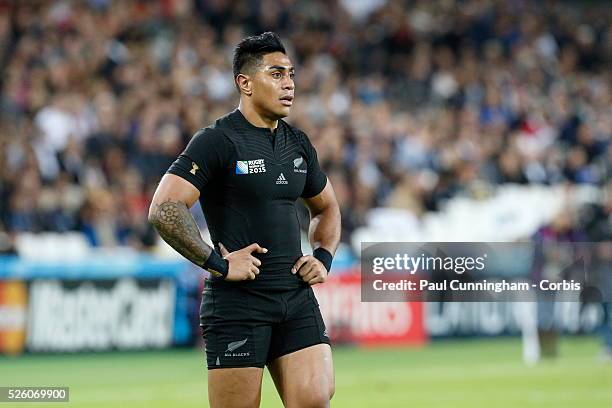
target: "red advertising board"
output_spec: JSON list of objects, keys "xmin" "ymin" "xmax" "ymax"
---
[{"xmin": 313, "ymin": 273, "xmax": 426, "ymax": 346}]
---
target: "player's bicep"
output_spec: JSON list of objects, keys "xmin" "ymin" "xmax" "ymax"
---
[
  {"xmin": 150, "ymin": 173, "xmax": 200, "ymax": 211},
  {"xmin": 300, "ymin": 133, "xmax": 327, "ymax": 199},
  {"xmin": 302, "ymin": 178, "xmax": 337, "ymax": 215}
]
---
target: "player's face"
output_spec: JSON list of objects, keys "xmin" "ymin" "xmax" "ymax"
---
[{"xmin": 251, "ymin": 52, "xmax": 295, "ymax": 119}]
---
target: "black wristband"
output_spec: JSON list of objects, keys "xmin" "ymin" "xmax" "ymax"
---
[
  {"xmin": 203, "ymin": 250, "xmax": 229, "ymax": 279},
  {"xmin": 313, "ymin": 247, "xmax": 333, "ymax": 274}
]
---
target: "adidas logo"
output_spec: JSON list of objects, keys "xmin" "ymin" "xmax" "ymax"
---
[{"xmin": 276, "ymin": 172, "xmax": 288, "ymax": 185}]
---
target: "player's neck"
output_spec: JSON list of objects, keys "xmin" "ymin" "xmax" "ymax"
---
[{"xmin": 238, "ymin": 103, "xmax": 278, "ymax": 132}]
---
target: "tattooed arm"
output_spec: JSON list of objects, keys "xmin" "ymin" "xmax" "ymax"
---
[
  {"xmin": 148, "ymin": 174, "xmax": 212, "ymax": 267},
  {"xmin": 148, "ymin": 174, "xmax": 262, "ymax": 280}
]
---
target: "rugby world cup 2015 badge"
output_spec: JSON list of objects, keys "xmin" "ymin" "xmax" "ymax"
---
[
  {"xmin": 236, "ymin": 159, "xmax": 266, "ymax": 174},
  {"xmin": 236, "ymin": 161, "xmax": 249, "ymax": 174}
]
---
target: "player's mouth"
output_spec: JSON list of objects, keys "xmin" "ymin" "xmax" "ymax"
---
[{"xmin": 279, "ymin": 95, "xmax": 294, "ymax": 106}]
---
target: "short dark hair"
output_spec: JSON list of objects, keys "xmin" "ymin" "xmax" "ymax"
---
[{"xmin": 232, "ymin": 32, "xmax": 286, "ymax": 78}]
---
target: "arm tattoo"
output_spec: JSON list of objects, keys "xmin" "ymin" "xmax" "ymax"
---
[{"xmin": 149, "ymin": 199, "xmax": 212, "ymax": 267}]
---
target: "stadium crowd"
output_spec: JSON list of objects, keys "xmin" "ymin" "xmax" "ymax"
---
[{"xmin": 0, "ymin": 0, "xmax": 610, "ymax": 251}]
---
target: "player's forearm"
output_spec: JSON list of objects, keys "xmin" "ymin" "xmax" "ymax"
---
[
  {"xmin": 148, "ymin": 199, "xmax": 213, "ymax": 267},
  {"xmin": 308, "ymin": 204, "xmax": 341, "ymax": 255}
]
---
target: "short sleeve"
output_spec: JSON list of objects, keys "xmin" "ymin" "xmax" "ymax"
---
[
  {"xmin": 300, "ymin": 131, "xmax": 327, "ymax": 198},
  {"xmin": 166, "ymin": 128, "xmax": 232, "ymax": 191}
]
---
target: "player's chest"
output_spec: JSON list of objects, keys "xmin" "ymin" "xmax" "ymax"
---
[{"xmin": 226, "ymin": 137, "xmax": 308, "ymax": 199}]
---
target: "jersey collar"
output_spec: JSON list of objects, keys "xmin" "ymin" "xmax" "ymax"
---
[{"xmin": 234, "ymin": 109, "xmax": 281, "ymax": 135}]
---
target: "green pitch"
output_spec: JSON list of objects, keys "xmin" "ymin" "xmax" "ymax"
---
[{"xmin": 1, "ymin": 336, "xmax": 611, "ymax": 407}]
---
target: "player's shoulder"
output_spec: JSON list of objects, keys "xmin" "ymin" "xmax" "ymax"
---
[
  {"xmin": 190, "ymin": 112, "xmax": 237, "ymax": 143},
  {"xmin": 184, "ymin": 119, "xmax": 236, "ymax": 160},
  {"xmin": 280, "ymin": 119, "xmax": 310, "ymax": 145},
  {"xmin": 211, "ymin": 110, "xmax": 238, "ymax": 131},
  {"xmin": 191, "ymin": 126, "xmax": 225, "ymax": 141}
]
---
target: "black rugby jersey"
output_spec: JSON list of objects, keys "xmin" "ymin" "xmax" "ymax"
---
[{"xmin": 167, "ymin": 109, "xmax": 327, "ymax": 289}]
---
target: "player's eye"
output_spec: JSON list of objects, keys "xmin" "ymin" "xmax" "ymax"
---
[
  {"xmin": 272, "ymin": 72, "xmax": 282, "ymax": 79},
  {"xmin": 289, "ymin": 72, "xmax": 295, "ymax": 79}
]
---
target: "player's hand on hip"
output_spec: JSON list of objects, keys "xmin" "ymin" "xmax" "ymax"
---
[
  {"xmin": 219, "ymin": 242, "xmax": 267, "ymax": 281},
  {"xmin": 292, "ymin": 255, "xmax": 328, "ymax": 285}
]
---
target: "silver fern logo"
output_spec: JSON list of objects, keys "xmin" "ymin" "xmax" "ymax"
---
[
  {"xmin": 224, "ymin": 338, "xmax": 250, "ymax": 357},
  {"xmin": 293, "ymin": 157, "xmax": 307, "ymax": 173},
  {"xmin": 226, "ymin": 338, "xmax": 248, "ymax": 352}
]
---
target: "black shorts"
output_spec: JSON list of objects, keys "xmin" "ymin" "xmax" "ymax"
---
[{"xmin": 200, "ymin": 280, "xmax": 330, "ymax": 369}]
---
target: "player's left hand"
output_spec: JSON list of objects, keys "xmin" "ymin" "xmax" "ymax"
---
[{"xmin": 292, "ymin": 255, "xmax": 328, "ymax": 285}]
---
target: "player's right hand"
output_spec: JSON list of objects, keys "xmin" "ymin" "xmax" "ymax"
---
[{"xmin": 219, "ymin": 242, "xmax": 267, "ymax": 281}]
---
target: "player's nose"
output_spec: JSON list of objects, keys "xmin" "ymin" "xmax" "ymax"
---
[{"xmin": 282, "ymin": 77, "xmax": 294, "ymax": 90}]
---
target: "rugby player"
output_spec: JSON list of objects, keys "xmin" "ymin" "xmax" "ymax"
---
[{"xmin": 149, "ymin": 32, "xmax": 340, "ymax": 408}]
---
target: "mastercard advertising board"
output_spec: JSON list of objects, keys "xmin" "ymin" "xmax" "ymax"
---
[{"xmin": 0, "ymin": 280, "xmax": 28, "ymax": 355}]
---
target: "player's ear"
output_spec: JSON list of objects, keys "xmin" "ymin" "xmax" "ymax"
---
[{"xmin": 236, "ymin": 74, "xmax": 252, "ymax": 96}]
